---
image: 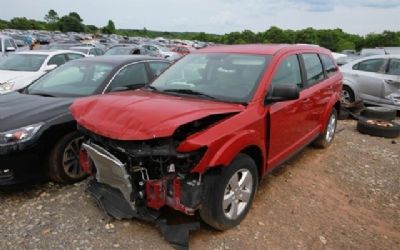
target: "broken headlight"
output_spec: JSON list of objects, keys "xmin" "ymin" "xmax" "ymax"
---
[{"xmin": 0, "ymin": 123, "xmax": 43, "ymax": 146}]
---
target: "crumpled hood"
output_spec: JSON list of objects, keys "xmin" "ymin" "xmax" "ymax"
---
[
  {"xmin": 0, "ymin": 92, "xmax": 73, "ymax": 132},
  {"xmin": 0, "ymin": 70, "xmax": 43, "ymax": 91},
  {"xmin": 70, "ymin": 90, "xmax": 245, "ymax": 140}
]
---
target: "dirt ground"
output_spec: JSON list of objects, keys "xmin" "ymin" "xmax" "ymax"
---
[{"xmin": 1, "ymin": 119, "xmax": 399, "ymax": 250}]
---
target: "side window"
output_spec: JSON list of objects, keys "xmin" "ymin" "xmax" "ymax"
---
[
  {"xmin": 148, "ymin": 62, "xmax": 170, "ymax": 78},
  {"xmin": 10, "ymin": 39, "xmax": 17, "ymax": 49},
  {"xmin": 48, "ymin": 54, "xmax": 67, "ymax": 66},
  {"xmin": 388, "ymin": 59, "xmax": 400, "ymax": 76},
  {"xmin": 96, "ymin": 49, "xmax": 104, "ymax": 55},
  {"xmin": 66, "ymin": 53, "xmax": 84, "ymax": 61},
  {"xmin": 89, "ymin": 49, "xmax": 97, "ymax": 56},
  {"xmin": 109, "ymin": 63, "xmax": 149, "ymax": 90},
  {"xmin": 302, "ymin": 53, "xmax": 324, "ymax": 86},
  {"xmin": 4, "ymin": 39, "xmax": 13, "ymax": 49},
  {"xmin": 356, "ymin": 59, "xmax": 385, "ymax": 73},
  {"xmin": 320, "ymin": 54, "xmax": 338, "ymax": 77},
  {"xmin": 271, "ymin": 55, "xmax": 302, "ymax": 88}
]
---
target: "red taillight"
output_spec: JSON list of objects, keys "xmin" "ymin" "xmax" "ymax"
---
[{"xmin": 79, "ymin": 149, "xmax": 92, "ymax": 175}]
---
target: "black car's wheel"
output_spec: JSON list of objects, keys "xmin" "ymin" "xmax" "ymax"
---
[
  {"xmin": 48, "ymin": 131, "xmax": 87, "ymax": 184},
  {"xmin": 200, "ymin": 154, "xmax": 258, "ymax": 230},
  {"xmin": 341, "ymin": 86, "xmax": 355, "ymax": 105},
  {"xmin": 313, "ymin": 109, "xmax": 338, "ymax": 148},
  {"xmin": 360, "ymin": 107, "xmax": 397, "ymax": 121}
]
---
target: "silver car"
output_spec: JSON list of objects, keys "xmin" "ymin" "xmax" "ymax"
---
[{"xmin": 340, "ymin": 55, "xmax": 400, "ymax": 110}]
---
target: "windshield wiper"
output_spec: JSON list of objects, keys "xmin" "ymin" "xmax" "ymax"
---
[{"xmin": 163, "ymin": 89, "xmax": 216, "ymax": 99}]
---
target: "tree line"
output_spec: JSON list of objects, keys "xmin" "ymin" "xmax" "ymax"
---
[{"xmin": 1, "ymin": 9, "xmax": 399, "ymax": 52}]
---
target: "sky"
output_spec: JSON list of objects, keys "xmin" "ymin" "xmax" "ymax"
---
[{"xmin": 1, "ymin": 0, "xmax": 400, "ymax": 35}]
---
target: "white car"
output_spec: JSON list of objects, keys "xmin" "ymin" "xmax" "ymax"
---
[
  {"xmin": 141, "ymin": 44, "xmax": 181, "ymax": 61},
  {"xmin": 340, "ymin": 55, "xmax": 400, "ymax": 110},
  {"xmin": 0, "ymin": 50, "xmax": 86, "ymax": 93}
]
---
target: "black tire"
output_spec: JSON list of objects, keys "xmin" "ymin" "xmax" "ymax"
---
[
  {"xmin": 341, "ymin": 86, "xmax": 355, "ymax": 104},
  {"xmin": 200, "ymin": 154, "xmax": 259, "ymax": 231},
  {"xmin": 48, "ymin": 131, "xmax": 87, "ymax": 184},
  {"xmin": 338, "ymin": 108, "xmax": 350, "ymax": 120},
  {"xmin": 357, "ymin": 118, "xmax": 400, "ymax": 138},
  {"xmin": 360, "ymin": 107, "xmax": 397, "ymax": 121},
  {"xmin": 313, "ymin": 109, "xmax": 338, "ymax": 148}
]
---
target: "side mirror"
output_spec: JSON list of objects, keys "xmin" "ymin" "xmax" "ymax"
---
[
  {"xmin": 265, "ymin": 85, "xmax": 300, "ymax": 104},
  {"xmin": 44, "ymin": 64, "xmax": 58, "ymax": 72},
  {"xmin": 5, "ymin": 47, "xmax": 16, "ymax": 52}
]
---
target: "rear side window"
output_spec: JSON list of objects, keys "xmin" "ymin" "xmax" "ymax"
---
[
  {"xmin": 149, "ymin": 62, "xmax": 170, "ymax": 78},
  {"xmin": 302, "ymin": 53, "xmax": 324, "ymax": 86},
  {"xmin": 66, "ymin": 53, "xmax": 85, "ymax": 61},
  {"xmin": 96, "ymin": 49, "xmax": 104, "ymax": 55},
  {"xmin": 109, "ymin": 63, "xmax": 149, "ymax": 90},
  {"xmin": 354, "ymin": 59, "xmax": 385, "ymax": 73},
  {"xmin": 320, "ymin": 54, "xmax": 338, "ymax": 77},
  {"xmin": 48, "ymin": 54, "xmax": 67, "ymax": 66},
  {"xmin": 271, "ymin": 55, "xmax": 302, "ymax": 88},
  {"xmin": 387, "ymin": 59, "xmax": 400, "ymax": 76}
]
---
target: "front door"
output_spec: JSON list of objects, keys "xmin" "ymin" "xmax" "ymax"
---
[{"xmin": 268, "ymin": 54, "xmax": 308, "ymax": 168}]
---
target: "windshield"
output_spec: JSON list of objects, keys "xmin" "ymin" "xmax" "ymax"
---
[
  {"xmin": 0, "ymin": 54, "xmax": 47, "ymax": 71},
  {"xmin": 150, "ymin": 53, "xmax": 270, "ymax": 103},
  {"xmin": 27, "ymin": 61, "xmax": 114, "ymax": 97},
  {"xmin": 105, "ymin": 47, "xmax": 133, "ymax": 55}
]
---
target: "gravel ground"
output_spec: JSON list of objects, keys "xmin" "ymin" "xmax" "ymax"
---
[{"xmin": 1, "ymin": 119, "xmax": 399, "ymax": 249}]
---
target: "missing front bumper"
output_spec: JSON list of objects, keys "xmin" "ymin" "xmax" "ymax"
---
[{"xmin": 86, "ymin": 178, "xmax": 199, "ymax": 249}]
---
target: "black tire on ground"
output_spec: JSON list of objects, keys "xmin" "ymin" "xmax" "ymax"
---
[
  {"xmin": 313, "ymin": 109, "xmax": 338, "ymax": 148},
  {"xmin": 356, "ymin": 118, "xmax": 400, "ymax": 138},
  {"xmin": 338, "ymin": 108, "xmax": 350, "ymax": 120},
  {"xmin": 341, "ymin": 86, "xmax": 355, "ymax": 104},
  {"xmin": 48, "ymin": 131, "xmax": 87, "ymax": 184},
  {"xmin": 360, "ymin": 107, "xmax": 397, "ymax": 121},
  {"xmin": 200, "ymin": 154, "xmax": 259, "ymax": 231}
]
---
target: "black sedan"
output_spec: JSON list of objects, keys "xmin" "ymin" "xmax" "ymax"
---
[{"xmin": 0, "ymin": 55, "xmax": 171, "ymax": 185}]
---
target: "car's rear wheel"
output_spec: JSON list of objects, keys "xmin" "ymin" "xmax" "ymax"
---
[
  {"xmin": 48, "ymin": 131, "xmax": 87, "ymax": 184},
  {"xmin": 200, "ymin": 154, "xmax": 258, "ymax": 230},
  {"xmin": 341, "ymin": 86, "xmax": 355, "ymax": 104},
  {"xmin": 313, "ymin": 109, "xmax": 337, "ymax": 148}
]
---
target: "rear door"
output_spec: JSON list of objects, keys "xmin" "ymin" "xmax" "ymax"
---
[
  {"xmin": 383, "ymin": 58, "xmax": 400, "ymax": 103},
  {"xmin": 352, "ymin": 58, "xmax": 388, "ymax": 103}
]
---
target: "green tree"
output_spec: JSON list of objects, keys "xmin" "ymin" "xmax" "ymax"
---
[
  {"xmin": 102, "ymin": 20, "xmax": 116, "ymax": 34},
  {"xmin": 58, "ymin": 13, "xmax": 85, "ymax": 32},
  {"xmin": 44, "ymin": 9, "xmax": 59, "ymax": 23}
]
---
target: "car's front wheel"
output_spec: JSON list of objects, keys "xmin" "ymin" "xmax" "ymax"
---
[
  {"xmin": 200, "ymin": 154, "xmax": 258, "ymax": 230},
  {"xmin": 48, "ymin": 131, "xmax": 87, "ymax": 184}
]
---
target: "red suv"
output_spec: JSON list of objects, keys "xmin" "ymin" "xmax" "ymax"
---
[{"xmin": 71, "ymin": 44, "xmax": 342, "ymax": 231}]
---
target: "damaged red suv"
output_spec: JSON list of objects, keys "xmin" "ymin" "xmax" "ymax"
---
[{"xmin": 71, "ymin": 44, "xmax": 342, "ymax": 231}]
